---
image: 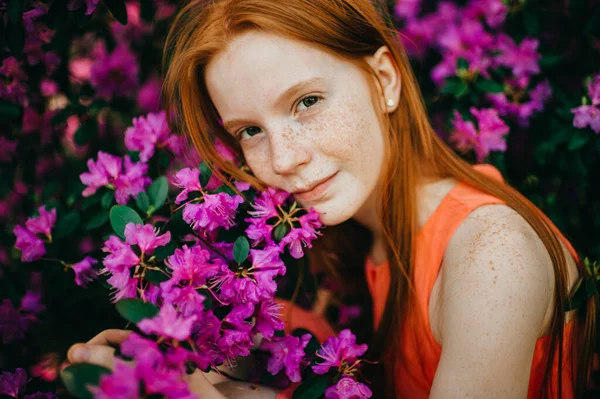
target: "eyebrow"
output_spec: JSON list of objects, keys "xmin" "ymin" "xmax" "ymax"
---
[{"xmin": 222, "ymin": 77, "xmax": 326, "ymax": 132}]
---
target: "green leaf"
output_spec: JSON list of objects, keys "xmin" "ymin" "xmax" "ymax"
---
[
  {"xmin": 292, "ymin": 373, "xmax": 331, "ymax": 399},
  {"xmin": 115, "ymin": 298, "xmax": 159, "ymax": 324},
  {"xmin": 101, "ymin": 191, "xmax": 114, "ymax": 209},
  {"xmin": 456, "ymin": 57, "xmax": 469, "ymax": 70},
  {"xmin": 273, "ymin": 223, "xmax": 290, "ymax": 242},
  {"xmin": 105, "ymin": 0, "xmax": 128, "ymax": 25},
  {"xmin": 199, "ymin": 162, "xmax": 213, "ymax": 188},
  {"xmin": 0, "ymin": 100, "xmax": 21, "ymax": 121},
  {"xmin": 567, "ymin": 130, "xmax": 590, "ymax": 151},
  {"xmin": 214, "ymin": 184, "xmax": 236, "ymax": 196},
  {"xmin": 54, "ymin": 211, "xmax": 81, "ymax": 239},
  {"xmin": 154, "ymin": 239, "xmax": 177, "ymax": 261},
  {"xmin": 109, "ymin": 206, "xmax": 143, "ymax": 238},
  {"xmin": 233, "ymin": 236, "xmax": 250, "ymax": 264},
  {"xmin": 61, "ymin": 363, "xmax": 112, "ymax": 399},
  {"xmin": 84, "ymin": 211, "xmax": 109, "ymax": 231},
  {"xmin": 147, "ymin": 176, "xmax": 168, "ymax": 213},
  {"xmin": 144, "ymin": 268, "xmax": 171, "ymax": 284},
  {"xmin": 136, "ymin": 192, "xmax": 150, "ymax": 213},
  {"xmin": 74, "ymin": 119, "xmax": 98, "ymax": 146},
  {"xmin": 475, "ymin": 78, "xmax": 504, "ymax": 93},
  {"xmin": 441, "ymin": 78, "xmax": 469, "ymax": 98}
]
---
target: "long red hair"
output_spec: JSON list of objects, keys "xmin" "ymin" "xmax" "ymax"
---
[{"xmin": 161, "ymin": 0, "xmax": 597, "ymax": 397}]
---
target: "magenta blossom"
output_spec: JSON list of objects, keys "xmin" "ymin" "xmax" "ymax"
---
[
  {"xmin": 324, "ymin": 377, "xmax": 372, "ymax": 399},
  {"xmin": 182, "ymin": 192, "xmax": 244, "ymax": 233},
  {"xmin": 125, "ymin": 111, "xmax": 180, "ymax": 162},
  {"xmin": 495, "ymin": 34, "xmax": 541, "ymax": 78},
  {"xmin": 89, "ymin": 44, "xmax": 139, "ymax": 100},
  {"xmin": 261, "ymin": 333, "xmax": 311, "ymax": 383},
  {"xmin": 88, "ymin": 359, "xmax": 139, "ymax": 399},
  {"xmin": 487, "ymin": 79, "xmax": 552, "ymax": 128},
  {"xmin": 113, "ymin": 156, "xmax": 152, "ymax": 204},
  {"xmin": 571, "ymin": 74, "xmax": 600, "ymax": 134},
  {"xmin": 161, "ymin": 244, "xmax": 221, "ymax": 292},
  {"xmin": 0, "ymin": 368, "xmax": 29, "ymax": 398},
  {"xmin": 254, "ymin": 299, "xmax": 284, "ymax": 340},
  {"xmin": 172, "ymin": 168, "xmax": 203, "ymax": 204},
  {"xmin": 279, "ymin": 210, "xmax": 322, "ymax": 259},
  {"xmin": 124, "ymin": 223, "xmax": 171, "ymax": 254},
  {"xmin": 71, "ymin": 256, "xmax": 98, "ymax": 287},
  {"xmin": 25, "ymin": 205, "xmax": 56, "ymax": 237},
  {"xmin": 137, "ymin": 75, "xmax": 162, "ymax": 112},
  {"xmin": 138, "ymin": 303, "xmax": 197, "ymax": 341},
  {"xmin": 312, "ymin": 329, "xmax": 368, "ymax": 375},
  {"xmin": 449, "ymin": 107, "xmax": 509, "ymax": 162},
  {"xmin": 13, "ymin": 225, "xmax": 46, "ymax": 262},
  {"xmin": 66, "ymin": 0, "xmax": 99, "ymax": 15},
  {"xmin": 465, "ymin": 0, "xmax": 508, "ymax": 29},
  {"xmin": 0, "ymin": 56, "xmax": 29, "ymax": 106}
]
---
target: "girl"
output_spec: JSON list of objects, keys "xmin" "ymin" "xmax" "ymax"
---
[{"xmin": 67, "ymin": 0, "xmax": 597, "ymax": 397}]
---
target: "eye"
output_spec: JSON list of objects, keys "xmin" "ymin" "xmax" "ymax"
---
[
  {"xmin": 296, "ymin": 95, "xmax": 321, "ymax": 112},
  {"xmin": 238, "ymin": 126, "xmax": 263, "ymax": 141}
]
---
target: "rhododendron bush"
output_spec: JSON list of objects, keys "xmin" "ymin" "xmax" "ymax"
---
[{"xmin": 1, "ymin": 0, "xmax": 599, "ymax": 398}]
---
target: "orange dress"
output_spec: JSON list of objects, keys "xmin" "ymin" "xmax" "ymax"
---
[{"xmin": 276, "ymin": 163, "xmax": 580, "ymax": 398}]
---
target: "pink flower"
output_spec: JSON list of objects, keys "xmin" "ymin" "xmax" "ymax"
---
[
  {"xmin": 312, "ymin": 329, "xmax": 368, "ymax": 375},
  {"xmin": 30, "ymin": 353, "xmax": 60, "ymax": 382},
  {"xmin": 80, "ymin": 151, "xmax": 122, "ymax": 197},
  {"xmin": 66, "ymin": 0, "xmax": 100, "ymax": 15},
  {"xmin": 102, "ymin": 235, "xmax": 140, "ymax": 274},
  {"xmin": 449, "ymin": 107, "xmax": 509, "ymax": 162},
  {"xmin": 39, "ymin": 78, "xmax": 58, "ymax": 96},
  {"xmin": 182, "ymin": 193, "xmax": 244, "ymax": 233},
  {"xmin": 161, "ymin": 286, "xmax": 206, "ymax": 318},
  {"xmin": 487, "ymin": 79, "xmax": 552, "ymax": 128},
  {"xmin": 20, "ymin": 291, "xmax": 45, "ymax": 315},
  {"xmin": 0, "ymin": 137, "xmax": 17, "ymax": 163},
  {"xmin": 71, "ymin": 256, "xmax": 98, "ymax": 287},
  {"xmin": 324, "ymin": 377, "xmax": 372, "ymax": 399},
  {"xmin": 495, "ymin": 34, "xmax": 541, "ymax": 78},
  {"xmin": 69, "ymin": 58, "xmax": 93, "ymax": 81},
  {"xmin": 112, "ymin": 2, "xmax": 153, "ymax": 43},
  {"xmin": 138, "ymin": 304, "xmax": 197, "ymax": 341},
  {"xmin": 571, "ymin": 74, "xmax": 600, "ymax": 134},
  {"xmin": 25, "ymin": 205, "xmax": 56, "ymax": 237},
  {"xmin": 0, "ymin": 368, "xmax": 29, "ymax": 398},
  {"xmin": 113, "ymin": 156, "xmax": 151, "ymax": 204},
  {"xmin": 465, "ymin": 0, "xmax": 508, "ymax": 29},
  {"xmin": 253, "ymin": 299, "xmax": 284, "ymax": 340},
  {"xmin": 172, "ymin": 168, "xmax": 203, "ymax": 204},
  {"xmin": 125, "ymin": 111, "xmax": 174, "ymax": 162},
  {"xmin": 90, "ymin": 44, "xmax": 139, "ymax": 100},
  {"xmin": 88, "ymin": 359, "xmax": 139, "ymax": 399},
  {"xmin": 161, "ymin": 244, "xmax": 220, "ymax": 292},
  {"xmin": 279, "ymin": 211, "xmax": 322, "ymax": 259},
  {"xmin": 394, "ymin": 0, "xmax": 421, "ymax": 20},
  {"xmin": 14, "ymin": 225, "xmax": 46, "ymax": 262},
  {"xmin": 0, "ymin": 56, "xmax": 29, "ymax": 106},
  {"xmin": 261, "ymin": 333, "xmax": 311, "ymax": 382},
  {"xmin": 124, "ymin": 223, "xmax": 171, "ymax": 254},
  {"xmin": 137, "ymin": 75, "xmax": 162, "ymax": 113}
]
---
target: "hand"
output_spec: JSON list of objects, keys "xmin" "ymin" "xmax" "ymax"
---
[
  {"xmin": 66, "ymin": 329, "xmax": 227, "ymax": 398},
  {"xmin": 66, "ymin": 329, "xmax": 132, "ymax": 370}
]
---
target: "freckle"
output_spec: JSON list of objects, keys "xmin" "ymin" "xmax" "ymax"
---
[{"xmin": 249, "ymin": 385, "xmax": 259, "ymax": 391}]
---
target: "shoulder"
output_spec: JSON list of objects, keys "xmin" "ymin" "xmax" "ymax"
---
[
  {"xmin": 429, "ymin": 204, "xmax": 555, "ymax": 397},
  {"xmin": 440, "ymin": 203, "xmax": 554, "ymax": 341}
]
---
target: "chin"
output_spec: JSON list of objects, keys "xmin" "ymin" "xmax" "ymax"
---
[{"xmin": 302, "ymin": 196, "xmax": 359, "ymax": 226}]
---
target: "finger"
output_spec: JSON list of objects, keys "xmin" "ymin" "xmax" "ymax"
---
[
  {"xmin": 87, "ymin": 329, "xmax": 132, "ymax": 346},
  {"xmin": 67, "ymin": 343, "xmax": 116, "ymax": 370}
]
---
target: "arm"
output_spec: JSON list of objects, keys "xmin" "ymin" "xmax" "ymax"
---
[{"xmin": 430, "ymin": 205, "xmax": 553, "ymax": 399}]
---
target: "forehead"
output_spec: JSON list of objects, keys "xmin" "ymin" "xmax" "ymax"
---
[{"xmin": 205, "ymin": 31, "xmax": 349, "ymax": 114}]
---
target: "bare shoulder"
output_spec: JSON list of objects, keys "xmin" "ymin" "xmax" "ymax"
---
[{"xmin": 439, "ymin": 204, "xmax": 555, "ymax": 340}]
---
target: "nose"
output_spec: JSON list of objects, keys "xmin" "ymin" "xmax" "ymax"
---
[{"xmin": 269, "ymin": 127, "xmax": 311, "ymax": 176}]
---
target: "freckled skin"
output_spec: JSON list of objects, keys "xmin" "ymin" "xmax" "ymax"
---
[{"xmin": 205, "ymin": 31, "xmax": 385, "ymax": 226}]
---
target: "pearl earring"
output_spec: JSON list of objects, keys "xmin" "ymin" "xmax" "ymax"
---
[{"xmin": 386, "ymin": 99, "xmax": 395, "ymax": 107}]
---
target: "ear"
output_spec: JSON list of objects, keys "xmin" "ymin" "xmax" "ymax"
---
[{"xmin": 364, "ymin": 45, "xmax": 401, "ymax": 113}]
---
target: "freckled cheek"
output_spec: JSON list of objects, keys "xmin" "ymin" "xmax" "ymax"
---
[{"xmin": 242, "ymin": 145, "xmax": 283, "ymax": 187}]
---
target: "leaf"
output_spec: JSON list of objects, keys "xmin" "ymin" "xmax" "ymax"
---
[
  {"xmin": 475, "ymin": 78, "xmax": 504, "ymax": 93},
  {"xmin": 441, "ymin": 78, "xmax": 469, "ymax": 98},
  {"xmin": 101, "ymin": 191, "xmax": 114, "ymax": 209},
  {"xmin": 84, "ymin": 211, "xmax": 109, "ymax": 231},
  {"xmin": 154, "ymin": 240, "xmax": 177, "ymax": 261},
  {"xmin": 567, "ymin": 130, "xmax": 590, "ymax": 151},
  {"xmin": 109, "ymin": 206, "xmax": 143, "ymax": 238},
  {"xmin": 147, "ymin": 176, "xmax": 168, "ymax": 212},
  {"xmin": 54, "ymin": 212, "xmax": 81, "ymax": 239},
  {"xmin": 273, "ymin": 223, "xmax": 290, "ymax": 242},
  {"xmin": 115, "ymin": 298, "xmax": 159, "ymax": 324},
  {"xmin": 136, "ymin": 192, "xmax": 150, "ymax": 213},
  {"xmin": 105, "ymin": 0, "xmax": 128, "ymax": 25},
  {"xmin": 0, "ymin": 100, "xmax": 21, "ymax": 121},
  {"xmin": 144, "ymin": 269, "xmax": 171, "ymax": 284},
  {"xmin": 199, "ymin": 162, "xmax": 213, "ymax": 188},
  {"xmin": 61, "ymin": 363, "xmax": 112, "ymax": 399},
  {"xmin": 292, "ymin": 373, "xmax": 331, "ymax": 399},
  {"xmin": 74, "ymin": 119, "xmax": 98, "ymax": 146},
  {"xmin": 233, "ymin": 236, "xmax": 250, "ymax": 264}
]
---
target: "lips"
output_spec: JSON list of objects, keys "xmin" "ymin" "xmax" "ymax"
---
[{"xmin": 293, "ymin": 171, "xmax": 338, "ymax": 202}]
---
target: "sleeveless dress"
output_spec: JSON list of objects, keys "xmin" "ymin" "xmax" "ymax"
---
[{"xmin": 275, "ymin": 163, "xmax": 580, "ymax": 399}]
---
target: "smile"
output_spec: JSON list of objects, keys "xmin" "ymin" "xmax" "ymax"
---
[{"xmin": 293, "ymin": 171, "xmax": 339, "ymax": 202}]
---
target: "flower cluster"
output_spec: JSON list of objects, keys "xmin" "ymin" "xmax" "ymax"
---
[
  {"xmin": 450, "ymin": 107, "xmax": 510, "ymax": 162},
  {"xmin": 0, "ymin": 291, "xmax": 45, "ymax": 345},
  {"xmin": 0, "ymin": 368, "xmax": 57, "ymax": 398},
  {"xmin": 13, "ymin": 206, "xmax": 56, "ymax": 262}
]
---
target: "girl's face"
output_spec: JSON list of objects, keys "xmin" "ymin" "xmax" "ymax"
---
[{"xmin": 205, "ymin": 31, "xmax": 387, "ymax": 226}]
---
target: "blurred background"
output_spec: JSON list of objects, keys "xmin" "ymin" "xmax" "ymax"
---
[{"xmin": 1, "ymin": 0, "xmax": 599, "ymax": 396}]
